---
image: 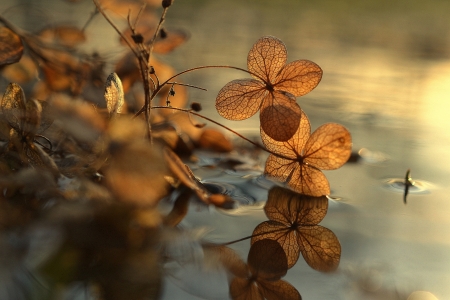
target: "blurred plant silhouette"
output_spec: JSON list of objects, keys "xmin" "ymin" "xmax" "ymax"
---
[{"xmin": 0, "ymin": 0, "xmax": 351, "ymax": 299}]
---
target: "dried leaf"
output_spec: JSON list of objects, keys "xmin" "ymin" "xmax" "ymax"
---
[
  {"xmin": 104, "ymin": 72, "xmax": 124, "ymax": 116},
  {"xmin": 262, "ymin": 110, "xmax": 351, "ymax": 196},
  {"xmin": 38, "ymin": 25, "xmax": 86, "ymax": 48},
  {"xmin": 0, "ymin": 27, "xmax": 23, "ymax": 66},
  {"xmin": 198, "ymin": 128, "xmax": 233, "ymax": 152},
  {"xmin": 216, "ymin": 36, "xmax": 322, "ymax": 141},
  {"xmin": 248, "ymin": 239, "xmax": 288, "ymax": 281},
  {"xmin": 1, "ymin": 83, "xmax": 26, "ymax": 132}
]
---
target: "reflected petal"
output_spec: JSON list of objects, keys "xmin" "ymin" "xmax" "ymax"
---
[
  {"xmin": 215, "ymin": 79, "xmax": 266, "ymax": 120},
  {"xmin": 275, "ymin": 60, "xmax": 322, "ymax": 97},
  {"xmin": 248, "ymin": 239, "xmax": 288, "ymax": 280},
  {"xmin": 251, "ymin": 221, "xmax": 299, "ymax": 269},
  {"xmin": 303, "ymin": 123, "xmax": 352, "ymax": 170},
  {"xmin": 260, "ymin": 91, "xmax": 301, "ymax": 142},
  {"xmin": 230, "ymin": 277, "xmax": 264, "ymax": 300},
  {"xmin": 298, "ymin": 225, "xmax": 341, "ymax": 272},
  {"xmin": 259, "ymin": 279, "xmax": 302, "ymax": 300},
  {"xmin": 247, "ymin": 36, "xmax": 287, "ymax": 83}
]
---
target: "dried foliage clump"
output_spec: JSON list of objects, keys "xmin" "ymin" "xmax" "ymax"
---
[{"xmin": 0, "ymin": 0, "xmax": 352, "ymax": 299}]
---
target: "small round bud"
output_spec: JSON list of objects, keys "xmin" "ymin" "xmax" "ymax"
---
[
  {"xmin": 160, "ymin": 28, "xmax": 167, "ymax": 39},
  {"xmin": 190, "ymin": 102, "xmax": 202, "ymax": 112},
  {"xmin": 131, "ymin": 33, "xmax": 144, "ymax": 44},
  {"xmin": 149, "ymin": 66, "xmax": 155, "ymax": 74},
  {"xmin": 162, "ymin": 0, "xmax": 173, "ymax": 8}
]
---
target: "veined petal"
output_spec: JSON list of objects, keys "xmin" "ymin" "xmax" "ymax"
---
[
  {"xmin": 260, "ymin": 91, "xmax": 301, "ymax": 142},
  {"xmin": 247, "ymin": 36, "xmax": 287, "ymax": 83},
  {"xmin": 297, "ymin": 225, "xmax": 341, "ymax": 272},
  {"xmin": 215, "ymin": 79, "xmax": 266, "ymax": 120},
  {"xmin": 264, "ymin": 154, "xmax": 297, "ymax": 182},
  {"xmin": 260, "ymin": 109, "xmax": 310, "ymax": 157},
  {"xmin": 303, "ymin": 123, "xmax": 352, "ymax": 170},
  {"xmin": 275, "ymin": 60, "xmax": 322, "ymax": 97},
  {"xmin": 286, "ymin": 164, "xmax": 330, "ymax": 197}
]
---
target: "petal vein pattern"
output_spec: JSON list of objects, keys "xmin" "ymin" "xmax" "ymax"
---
[{"xmin": 215, "ymin": 79, "xmax": 266, "ymax": 120}]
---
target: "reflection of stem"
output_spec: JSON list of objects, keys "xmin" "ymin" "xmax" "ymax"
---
[{"xmin": 220, "ymin": 227, "xmax": 288, "ymax": 246}]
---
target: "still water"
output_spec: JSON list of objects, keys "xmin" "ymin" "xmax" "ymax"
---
[
  {"xmin": 1, "ymin": 0, "xmax": 450, "ymax": 299},
  {"xmin": 163, "ymin": 1, "xmax": 450, "ymax": 299}
]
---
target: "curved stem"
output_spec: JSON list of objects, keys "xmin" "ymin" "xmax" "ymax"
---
[
  {"xmin": 161, "ymin": 65, "xmax": 265, "ymax": 87},
  {"xmin": 220, "ymin": 227, "xmax": 288, "ymax": 246}
]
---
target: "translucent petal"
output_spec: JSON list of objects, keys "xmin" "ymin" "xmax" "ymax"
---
[
  {"xmin": 303, "ymin": 123, "xmax": 352, "ymax": 170},
  {"xmin": 259, "ymin": 279, "xmax": 302, "ymax": 300},
  {"xmin": 259, "ymin": 91, "xmax": 301, "ymax": 142},
  {"xmin": 297, "ymin": 225, "xmax": 341, "ymax": 272},
  {"xmin": 247, "ymin": 36, "xmax": 287, "ymax": 83},
  {"xmin": 215, "ymin": 79, "xmax": 266, "ymax": 120},
  {"xmin": 275, "ymin": 60, "xmax": 323, "ymax": 97},
  {"xmin": 260, "ymin": 109, "xmax": 310, "ymax": 157},
  {"xmin": 286, "ymin": 164, "xmax": 330, "ymax": 197}
]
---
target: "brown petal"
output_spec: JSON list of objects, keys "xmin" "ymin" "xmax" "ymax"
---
[
  {"xmin": 260, "ymin": 109, "xmax": 310, "ymax": 157},
  {"xmin": 264, "ymin": 154, "xmax": 297, "ymax": 183},
  {"xmin": 248, "ymin": 239, "xmax": 288, "ymax": 281},
  {"xmin": 230, "ymin": 277, "xmax": 263, "ymax": 300},
  {"xmin": 265, "ymin": 186, "xmax": 328, "ymax": 226},
  {"xmin": 215, "ymin": 79, "xmax": 266, "ymax": 120},
  {"xmin": 247, "ymin": 36, "xmax": 287, "ymax": 83},
  {"xmin": 275, "ymin": 60, "xmax": 322, "ymax": 97},
  {"xmin": 251, "ymin": 221, "xmax": 300, "ymax": 269},
  {"xmin": 286, "ymin": 164, "xmax": 330, "ymax": 197},
  {"xmin": 259, "ymin": 279, "xmax": 302, "ymax": 300},
  {"xmin": 260, "ymin": 91, "xmax": 301, "ymax": 142},
  {"xmin": 303, "ymin": 123, "xmax": 352, "ymax": 170},
  {"xmin": 0, "ymin": 27, "xmax": 23, "ymax": 66},
  {"xmin": 297, "ymin": 225, "xmax": 341, "ymax": 272},
  {"xmin": 1, "ymin": 82, "xmax": 26, "ymax": 132}
]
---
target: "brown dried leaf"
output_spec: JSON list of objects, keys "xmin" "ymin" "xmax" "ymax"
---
[
  {"xmin": 198, "ymin": 128, "xmax": 233, "ymax": 152},
  {"xmin": 1, "ymin": 55, "xmax": 37, "ymax": 84},
  {"xmin": 104, "ymin": 140, "xmax": 169, "ymax": 206},
  {"xmin": 0, "ymin": 27, "xmax": 23, "ymax": 66},
  {"xmin": 162, "ymin": 189, "xmax": 191, "ymax": 227},
  {"xmin": 1, "ymin": 83, "xmax": 26, "ymax": 131},
  {"xmin": 38, "ymin": 25, "xmax": 86, "ymax": 48},
  {"xmin": 230, "ymin": 277, "xmax": 264, "ymax": 300},
  {"xmin": 262, "ymin": 110, "xmax": 351, "ymax": 196},
  {"xmin": 104, "ymin": 72, "xmax": 124, "ymax": 116}
]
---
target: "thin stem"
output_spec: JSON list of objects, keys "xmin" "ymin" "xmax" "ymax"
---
[
  {"xmin": 162, "ymin": 65, "xmax": 265, "ymax": 87},
  {"xmin": 92, "ymin": 0, "xmax": 140, "ymax": 58},
  {"xmin": 151, "ymin": 106, "xmax": 270, "ymax": 152},
  {"xmin": 147, "ymin": 7, "xmax": 169, "ymax": 67},
  {"xmin": 167, "ymin": 82, "xmax": 207, "ymax": 91},
  {"xmin": 221, "ymin": 227, "xmax": 288, "ymax": 246}
]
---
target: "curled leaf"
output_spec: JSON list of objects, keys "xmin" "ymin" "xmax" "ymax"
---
[
  {"xmin": 104, "ymin": 72, "xmax": 124, "ymax": 116},
  {"xmin": 0, "ymin": 27, "xmax": 23, "ymax": 66}
]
